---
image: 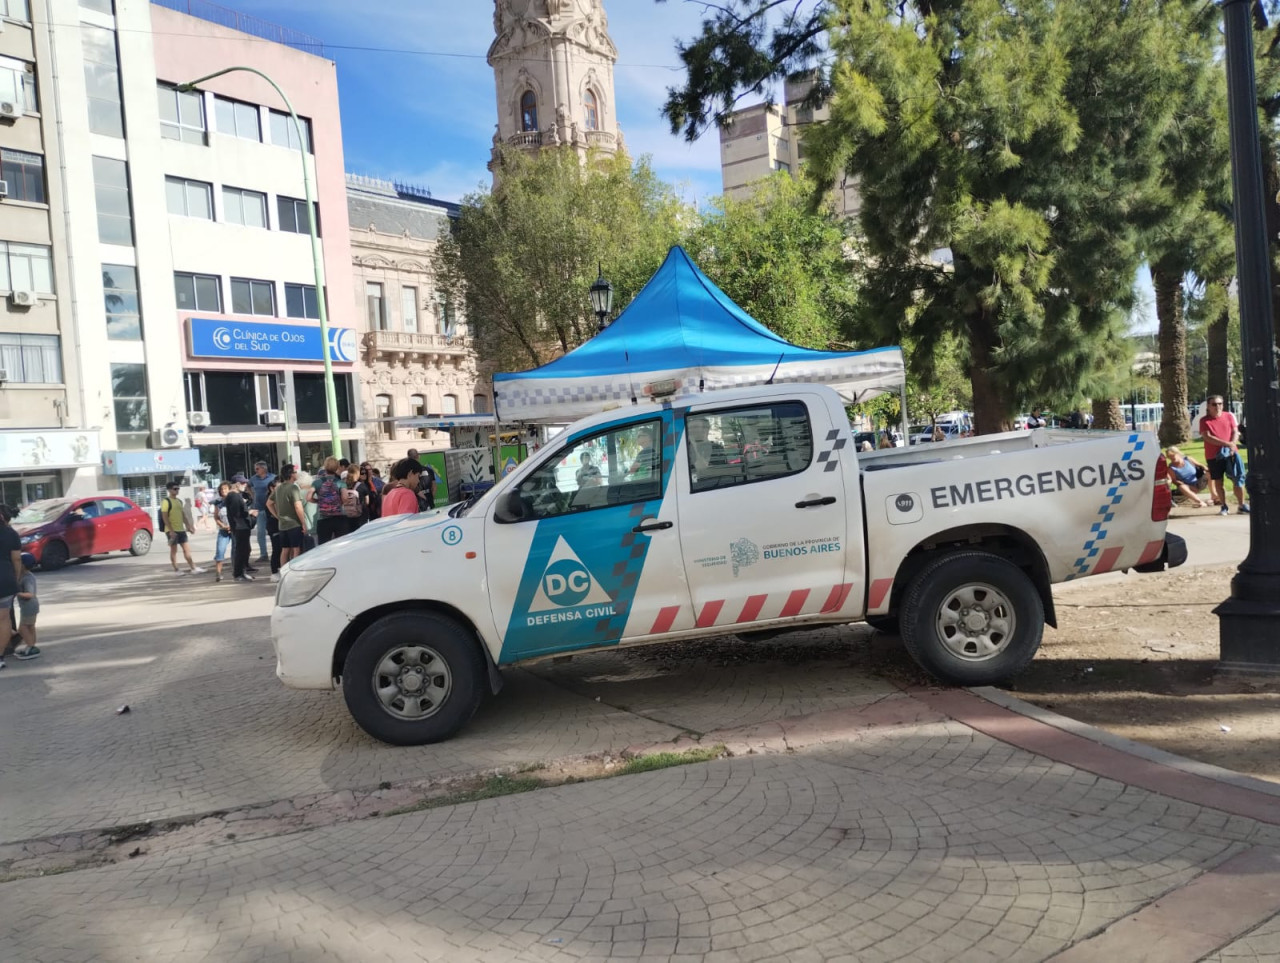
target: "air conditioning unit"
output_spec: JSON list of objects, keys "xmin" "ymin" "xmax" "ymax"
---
[
  {"xmin": 260, "ymin": 409, "xmax": 286, "ymax": 426},
  {"xmin": 0, "ymin": 101, "xmax": 22, "ymax": 120},
  {"xmin": 153, "ymin": 425, "xmax": 187, "ymax": 449},
  {"xmin": 0, "ymin": 180, "xmax": 8, "ymax": 199},
  {"xmin": 8, "ymin": 290, "xmax": 37, "ymax": 307},
  {"xmin": 187, "ymin": 410, "xmax": 211, "ymax": 429}
]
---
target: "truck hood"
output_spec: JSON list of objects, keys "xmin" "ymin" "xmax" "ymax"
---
[{"xmin": 288, "ymin": 509, "xmax": 456, "ymax": 572}]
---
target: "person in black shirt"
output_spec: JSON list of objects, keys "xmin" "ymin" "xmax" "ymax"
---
[
  {"xmin": 407, "ymin": 448, "xmax": 438, "ymax": 510},
  {"xmin": 224, "ymin": 475, "xmax": 257, "ymax": 582},
  {"xmin": 0, "ymin": 505, "xmax": 22, "ymax": 668}
]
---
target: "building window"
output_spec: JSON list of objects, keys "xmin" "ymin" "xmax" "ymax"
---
[
  {"xmin": 401, "ymin": 286, "xmax": 418, "ymax": 332},
  {"xmin": 1, "ymin": 1, "xmax": 32, "ymax": 22},
  {"xmin": 92, "ymin": 156, "xmax": 133, "ymax": 245},
  {"xmin": 0, "ymin": 149, "xmax": 45, "ymax": 203},
  {"xmin": 409, "ymin": 393, "xmax": 427, "ymax": 438},
  {"xmin": 375, "ymin": 394, "xmax": 394, "ymax": 440},
  {"xmin": 686, "ymin": 402, "xmax": 813, "ymax": 493},
  {"xmin": 174, "ymin": 272, "xmax": 221, "ymax": 312},
  {"xmin": 102, "ymin": 264, "xmax": 141, "ymax": 340},
  {"xmin": 473, "ymin": 394, "xmax": 489, "ymax": 414},
  {"xmin": 110, "ymin": 362, "xmax": 149, "ymax": 450},
  {"xmin": 164, "ymin": 176, "xmax": 213, "ymax": 219},
  {"xmin": 222, "ymin": 186, "xmax": 268, "ymax": 228},
  {"xmin": 284, "ymin": 283, "xmax": 319, "ymax": 319},
  {"xmin": 230, "ymin": 277, "xmax": 275, "ymax": 316},
  {"xmin": 294, "ymin": 372, "xmax": 351, "ymax": 424},
  {"xmin": 366, "ymin": 282, "xmax": 386, "ymax": 330},
  {"xmin": 185, "ymin": 371, "xmax": 279, "ymax": 426},
  {"xmin": 79, "ymin": 0, "xmax": 113, "ymax": 12},
  {"xmin": 214, "ymin": 95, "xmax": 261, "ymax": 141},
  {"xmin": 442, "ymin": 394, "xmax": 458, "ymax": 415},
  {"xmin": 277, "ymin": 195, "xmax": 317, "ymax": 235},
  {"xmin": 156, "ymin": 83, "xmax": 206, "ymax": 145},
  {"xmin": 0, "ymin": 241, "xmax": 54, "ymax": 294},
  {"xmin": 0, "ymin": 56, "xmax": 38, "ymax": 113},
  {"xmin": 268, "ymin": 109, "xmax": 312, "ymax": 153},
  {"xmin": 583, "ymin": 89, "xmax": 599, "ymax": 131},
  {"xmin": 0, "ymin": 333, "xmax": 60, "ymax": 384},
  {"xmin": 520, "ymin": 90, "xmax": 538, "ymax": 132},
  {"xmin": 435, "ymin": 295, "xmax": 455, "ymax": 335},
  {"xmin": 81, "ymin": 24, "xmax": 124, "ymax": 138}
]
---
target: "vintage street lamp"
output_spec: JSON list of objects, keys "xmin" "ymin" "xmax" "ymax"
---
[
  {"xmin": 589, "ymin": 265, "xmax": 614, "ymax": 333},
  {"xmin": 1216, "ymin": 0, "xmax": 1280, "ymax": 671}
]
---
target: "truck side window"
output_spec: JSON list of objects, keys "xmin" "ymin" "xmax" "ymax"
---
[
  {"xmin": 687, "ymin": 402, "xmax": 813, "ymax": 493},
  {"xmin": 515, "ymin": 417, "xmax": 663, "ymax": 520}
]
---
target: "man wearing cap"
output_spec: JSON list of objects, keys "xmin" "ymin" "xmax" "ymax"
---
[
  {"xmin": 224, "ymin": 474, "xmax": 257, "ymax": 582},
  {"xmin": 249, "ymin": 460, "xmax": 276, "ymax": 563},
  {"xmin": 161, "ymin": 482, "xmax": 204, "ymax": 576}
]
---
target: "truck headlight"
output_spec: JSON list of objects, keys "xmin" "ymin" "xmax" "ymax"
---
[{"xmin": 276, "ymin": 568, "xmax": 335, "ymax": 608}]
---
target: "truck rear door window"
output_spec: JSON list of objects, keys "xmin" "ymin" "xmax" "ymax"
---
[{"xmin": 687, "ymin": 401, "xmax": 812, "ymax": 493}]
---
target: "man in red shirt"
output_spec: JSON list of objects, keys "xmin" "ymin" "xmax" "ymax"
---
[{"xmin": 1199, "ymin": 395, "xmax": 1250, "ymax": 516}]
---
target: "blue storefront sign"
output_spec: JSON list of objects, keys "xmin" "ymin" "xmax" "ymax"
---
[
  {"xmin": 189, "ymin": 318, "xmax": 358, "ymax": 362},
  {"xmin": 103, "ymin": 449, "xmax": 205, "ymax": 476}
]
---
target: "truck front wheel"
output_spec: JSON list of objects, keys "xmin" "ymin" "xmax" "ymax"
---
[
  {"xmin": 899, "ymin": 551, "xmax": 1044, "ymax": 685},
  {"xmin": 341, "ymin": 611, "xmax": 486, "ymax": 746}
]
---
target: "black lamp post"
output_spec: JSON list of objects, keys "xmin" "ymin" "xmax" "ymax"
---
[
  {"xmin": 589, "ymin": 264, "xmax": 614, "ymax": 333},
  {"xmin": 1216, "ymin": 0, "xmax": 1280, "ymax": 672}
]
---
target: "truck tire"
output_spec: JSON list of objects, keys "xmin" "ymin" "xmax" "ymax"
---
[
  {"xmin": 899, "ymin": 551, "xmax": 1043, "ymax": 685},
  {"xmin": 863, "ymin": 614, "xmax": 899, "ymax": 635},
  {"xmin": 341, "ymin": 611, "xmax": 486, "ymax": 746}
]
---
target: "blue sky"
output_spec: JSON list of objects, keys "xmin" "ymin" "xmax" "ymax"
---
[{"xmin": 245, "ymin": 0, "xmax": 729, "ymax": 205}]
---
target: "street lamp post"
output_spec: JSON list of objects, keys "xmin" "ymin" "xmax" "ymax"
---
[
  {"xmin": 178, "ymin": 66, "xmax": 342, "ymax": 458},
  {"xmin": 588, "ymin": 265, "xmax": 614, "ymax": 333},
  {"xmin": 1216, "ymin": 1, "xmax": 1280, "ymax": 671}
]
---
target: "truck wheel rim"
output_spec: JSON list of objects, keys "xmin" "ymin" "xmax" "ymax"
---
[
  {"xmin": 374, "ymin": 644, "xmax": 452, "ymax": 720},
  {"xmin": 935, "ymin": 582, "xmax": 1016, "ymax": 661}
]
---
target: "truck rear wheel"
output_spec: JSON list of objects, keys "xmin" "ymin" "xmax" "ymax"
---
[
  {"xmin": 899, "ymin": 551, "xmax": 1043, "ymax": 685},
  {"xmin": 341, "ymin": 611, "xmax": 486, "ymax": 746}
]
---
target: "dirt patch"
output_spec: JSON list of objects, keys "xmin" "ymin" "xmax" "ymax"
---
[{"xmin": 1001, "ymin": 564, "xmax": 1280, "ymax": 784}]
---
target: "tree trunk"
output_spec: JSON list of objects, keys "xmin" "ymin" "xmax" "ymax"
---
[
  {"xmin": 1092, "ymin": 397, "xmax": 1125, "ymax": 431},
  {"xmin": 967, "ymin": 309, "xmax": 1011, "ymax": 435},
  {"xmin": 1153, "ymin": 267, "xmax": 1189, "ymax": 446},
  {"xmin": 1208, "ymin": 293, "xmax": 1230, "ymax": 400}
]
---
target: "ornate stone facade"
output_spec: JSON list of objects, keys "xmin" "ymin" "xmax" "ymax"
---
[
  {"xmin": 488, "ymin": 0, "xmax": 621, "ymax": 167},
  {"xmin": 346, "ymin": 175, "xmax": 487, "ymax": 467}
]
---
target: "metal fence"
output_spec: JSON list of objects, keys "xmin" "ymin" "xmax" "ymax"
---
[{"xmin": 151, "ymin": 0, "xmax": 326, "ymax": 58}]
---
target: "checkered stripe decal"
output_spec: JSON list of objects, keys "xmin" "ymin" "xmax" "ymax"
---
[
  {"xmin": 1066, "ymin": 433, "xmax": 1144, "ymax": 580},
  {"xmin": 815, "ymin": 428, "xmax": 848, "ymax": 473},
  {"xmin": 592, "ymin": 418, "xmax": 680, "ymax": 639},
  {"xmin": 499, "ymin": 381, "xmax": 636, "ymax": 409}
]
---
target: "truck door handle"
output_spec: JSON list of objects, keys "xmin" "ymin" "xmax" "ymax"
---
[
  {"xmin": 795, "ymin": 496, "xmax": 837, "ymax": 508},
  {"xmin": 632, "ymin": 520, "xmax": 673, "ymax": 533}
]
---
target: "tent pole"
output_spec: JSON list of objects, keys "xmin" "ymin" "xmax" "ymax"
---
[{"xmin": 899, "ymin": 384, "xmax": 909, "ymax": 447}]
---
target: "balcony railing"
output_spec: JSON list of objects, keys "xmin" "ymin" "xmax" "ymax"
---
[
  {"xmin": 364, "ymin": 330, "xmax": 471, "ymax": 356},
  {"xmin": 584, "ymin": 130, "xmax": 616, "ymax": 149},
  {"xmin": 508, "ymin": 130, "xmax": 542, "ymax": 148}
]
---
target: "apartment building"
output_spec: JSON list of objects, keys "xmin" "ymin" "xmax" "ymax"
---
[
  {"xmin": 0, "ymin": 0, "xmax": 357, "ymax": 512},
  {"xmin": 718, "ymin": 74, "xmax": 860, "ymax": 218},
  {"xmin": 346, "ymin": 174, "xmax": 481, "ymax": 468}
]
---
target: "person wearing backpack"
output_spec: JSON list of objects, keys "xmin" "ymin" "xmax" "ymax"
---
[
  {"xmin": 340, "ymin": 464, "xmax": 366, "ymax": 531},
  {"xmin": 160, "ymin": 482, "xmax": 204, "ymax": 576},
  {"xmin": 307, "ymin": 456, "xmax": 349, "ymax": 544}
]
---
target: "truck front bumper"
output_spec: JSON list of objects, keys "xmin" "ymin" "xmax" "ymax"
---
[
  {"xmin": 271, "ymin": 595, "xmax": 350, "ymax": 690},
  {"xmin": 1133, "ymin": 532, "xmax": 1188, "ymax": 573}
]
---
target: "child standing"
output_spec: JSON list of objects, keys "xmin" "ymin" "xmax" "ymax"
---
[{"xmin": 14, "ymin": 552, "xmax": 40, "ymax": 661}]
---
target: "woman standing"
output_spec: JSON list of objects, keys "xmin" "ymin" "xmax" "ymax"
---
[
  {"xmin": 379, "ymin": 458, "xmax": 422, "ymax": 517},
  {"xmin": 212, "ymin": 482, "xmax": 233, "ymax": 583},
  {"xmin": 265, "ymin": 478, "xmax": 283, "ymax": 580}
]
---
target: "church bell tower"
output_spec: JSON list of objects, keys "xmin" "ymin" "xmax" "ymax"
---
[{"xmin": 488, "ymin": 0, "xmax": 622, "ymax": 170}]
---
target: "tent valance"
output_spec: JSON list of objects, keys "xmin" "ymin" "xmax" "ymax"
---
[{"xmin": 493, "ymin": 246, "xmax": 905, "ymax": 424}]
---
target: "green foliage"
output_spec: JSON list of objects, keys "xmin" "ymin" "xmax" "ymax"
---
[
  {"xmin": 682, "ymin": 172, "xmax": 859, "ymax": 349},
  {"xmin": 620, "ymin": 746, "xmax": 725, "ymax": 775},
  {"xmin": 432, "ymin": 147, "xmax": 686, "ymax": 372}
]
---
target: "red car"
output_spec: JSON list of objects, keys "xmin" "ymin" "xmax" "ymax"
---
[{"xmin": 12, "ymin": 496, "xmax": 154, "ymax": 570}]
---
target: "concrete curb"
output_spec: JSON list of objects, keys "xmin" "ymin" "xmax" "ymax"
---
[{"xmin": 969, "ymin": 685, "xmax": 1280, "ymax": 799}]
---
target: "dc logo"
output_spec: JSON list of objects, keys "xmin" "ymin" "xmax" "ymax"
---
[
  {"xmin": 542, "ymin": 559, "xmax": 592, "ymax": 606},
  {"xmin": 212, "ymin": 327, "xmax": 232, "ymax": 350},
  {"xmin": 441, "ymin": 525, "xmax": 462, "ymax": 546},
  {"xmin": 895, "ymin": 493, "xmax": 915, "ymax": 513}
]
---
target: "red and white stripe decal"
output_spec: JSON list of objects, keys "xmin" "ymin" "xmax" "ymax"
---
[
  {"xmin": 867, "ymin": 578, "xmax": 893, "ymax": 611},
  {"xmin": 695, "ymin": 599, "xmax": 725, "ymax": 628},
  {"xmin": 821, "ymin": 583, "xmax": 853, "ymax": 613},
  {"xmin": 651, "ymin": 605, "xmax": 680, "ymax": 635},
  {"xmin": 736, "ymin": 594, "xmax": 768, "ymax": 622},
  {"xmin": 1091, "ymin": 546, "xmax": 1125, "ymax": 575},
  {"xmin": 647, "ymin": 582, "xmax": 857, "ymax": 634},
  {"xmin": 779, "ymin": 589, "xmax": 810, "ymax": 618}
]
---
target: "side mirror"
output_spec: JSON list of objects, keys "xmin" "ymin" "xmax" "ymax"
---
[{"xmin": 493, "ymin": 489, "xmax": 528, "ymax": 525}]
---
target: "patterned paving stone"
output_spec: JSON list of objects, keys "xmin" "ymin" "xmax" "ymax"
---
[
  {"xmin": 0, "ymin": 749, "xmax": 1272, "ymax": 963},
  {"xmin": 1203, "ymin": 911, "xmax": 1280, "ymax": 963}
]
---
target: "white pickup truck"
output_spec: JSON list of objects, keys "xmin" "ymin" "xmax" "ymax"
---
[{"xmin": 271, "ymin": 384, "xmax": 1185, "ymax": 745}]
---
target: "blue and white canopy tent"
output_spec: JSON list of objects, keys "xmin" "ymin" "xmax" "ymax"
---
[{"xmin": 492, "ymin": 246, "xmax": 906, "ymax": 424}]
